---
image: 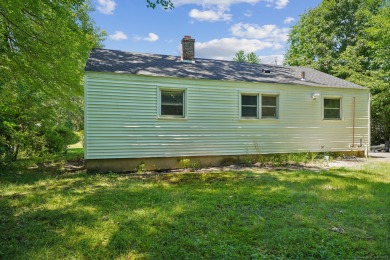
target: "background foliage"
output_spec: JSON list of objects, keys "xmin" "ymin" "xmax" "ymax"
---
[
  {"xmin": 0, "ymin": 0, "xmax": 105, "ymax": 162},
  {"xmin": 0, "ymin": 0, "xmax": 175, "ymax": 163},
  {"xmin": 285, "ymin": 0, "xmax": 390, "ymax": 144},
  {"xmin": 233, "ymin": 50, "xmax": 261, "ymax": 64}
]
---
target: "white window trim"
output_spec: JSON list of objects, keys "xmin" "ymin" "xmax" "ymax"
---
[
  {"xmin": 239, "ymin": 92, "xmax": 280, "ymax": 120},
  {"xmin": 323, "ymin": 96, "xmax": 342, "ymax": 120},
  {"xmin": 157, "ymin": 87, "xmax": 187, "ymax": 119}
]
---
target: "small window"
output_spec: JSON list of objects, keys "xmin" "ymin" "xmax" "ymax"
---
[
  {"xmin": 324, "ymin": 98, "xmax": 341, "ymax": 119},
  {"xmin": 261, "ymin": 95, "xmax": 278, "ymax": 118},
  {"xmin": 241, "ymin": 94, "xmax": 258, "ymax": 118},
  {"xmin": 161, "ymin": 90, "xmax": 185, "ymax": 117}
]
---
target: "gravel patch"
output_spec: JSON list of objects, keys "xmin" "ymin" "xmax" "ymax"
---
[
  {"xmin": 190, "ymin": 153, "xmax": 390, "ymax": 174},
  {"xmin": 327, "ymin": 152, "xmax": 390, "ymax": 168}
]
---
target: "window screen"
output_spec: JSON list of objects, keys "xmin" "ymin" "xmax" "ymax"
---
[
  {"xmin": 241, "ymin": 95, "xmax": 258, "ymax": 118},
  {"xmin": 324, "ymin": 98, "xmax": 341, "ymax": 119},
  {"xmin": 261, "ymin": 96, "xmax": 278, "ymax": 118},
  {"xmin": 161, "ymin": 90, "xmax": 184, "ymax": 117}
]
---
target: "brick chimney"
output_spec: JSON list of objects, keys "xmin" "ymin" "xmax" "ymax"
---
[{"xmin": 181, "ymin": 35, "xmax": 195, "ymax": 62}]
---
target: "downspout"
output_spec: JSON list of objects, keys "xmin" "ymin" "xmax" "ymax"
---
[{"xmin": 352, "ymin": 97, "xmax": 355, "ymax": 148}]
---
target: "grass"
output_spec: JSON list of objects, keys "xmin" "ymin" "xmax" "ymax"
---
[
  {"xmin": 64, "ymin": 147, "xmax": 84, "ymax": 161},
  {"xmin": 1, "ymin": 156, "xmax": 389, "ymax": 259}
]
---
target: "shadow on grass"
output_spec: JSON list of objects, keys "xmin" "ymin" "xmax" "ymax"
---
[
  {"xmin": 0, "ymin": 193, "xmax": 97, "ymax": 258},
  {"xmin": 1, "ymin": 166, "xmax": 389, "ymax": 259},
  {"xmin": 80, "ymin": 170, "xmax": 389, "ymax": 258}
]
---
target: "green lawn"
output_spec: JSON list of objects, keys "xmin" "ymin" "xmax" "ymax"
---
[{"xmin": 1, "ymin": 161, "xmax": 389, "ymax": 259}]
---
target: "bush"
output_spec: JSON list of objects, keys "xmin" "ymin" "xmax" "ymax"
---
[
  {"xmin": 0, "ymin": 143, "xmax": 13, "ymax": 165},
  {"xmin": 44, "ymin": 126, "xmax": 80, "ymax": 153}
]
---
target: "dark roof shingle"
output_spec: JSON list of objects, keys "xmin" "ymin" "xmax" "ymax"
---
[{"xmin": 85, "ymin": 48, "xmax": 365, "ymax": 89}]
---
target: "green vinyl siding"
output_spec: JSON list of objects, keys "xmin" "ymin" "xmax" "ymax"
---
[{"xmin": 84, "ymin": 72, "xmax": 370, "ymax": 160}]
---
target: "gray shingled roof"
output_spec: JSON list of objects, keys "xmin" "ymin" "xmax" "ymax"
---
[{"xmin": 85, "ymin": 48, "xmax": 365, "ymax": 89}]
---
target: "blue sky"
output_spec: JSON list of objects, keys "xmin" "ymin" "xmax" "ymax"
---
[{"xmin": 91, "ymin": 0, "xmax": 321, "ymax": 64}]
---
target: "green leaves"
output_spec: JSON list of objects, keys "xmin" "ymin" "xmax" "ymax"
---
[
  {"xmin": 0, "ymin": 0, "xmax": 103, "ymax": 100},
  {"xmin": 233, "ymin": 50, "xmax": 246, "ymax": 62},
  {"xmin": 0, "ymin": 0, "xmax": 103, "ymax": 160},
  {"xmin": 146, "ymin": 0, "xmax": 174, "ymax": 10},
  {"xmin": 246, "ymin": 52, "xmax": 261, "ymax": 64},
  {"xmin": 233, "ymin": 50, "xmax": 260, "ymax": 64}
]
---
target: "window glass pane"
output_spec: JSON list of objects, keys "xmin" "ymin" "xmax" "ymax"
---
[
  {"xmin": 324, "ymin": 99, "xmax": 340, "ymax": 109},
  {"xmin": 242, "ymin": 107, "xmax": 257, "ymax": 117},
  {"xmin": 262, "ymin": 107, "xmax": 277, "ymax": 118},
  {"xmin": 324, "ymin": 109, "xmax": 340, "ymax": 119},
  {"xmin": 162, "ymin": 91, "xmax": 183, "ymax": 104},
  {"xmin": 161, "ymin": 105, "xmax": 183, "ymax": 116},
  {"xmin": 242, "ymin": 95, "xmax": 257, "ymax": 105},
  {"xmin": 324, "ymin": 98, "xmax": 341, "ymax": 119},
  {"xmin": 161, "ymin": 90, "xmax": 184, "ymax": 117},
  {"xmin": 262, "ymin": 96, "xmax": 276, "ymax": 106}
]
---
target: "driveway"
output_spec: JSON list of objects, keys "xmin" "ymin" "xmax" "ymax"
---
[
  {"xmin": 327, "ymin": 152, "xmax": 390, "ymax": 168},
  {"xmin": 369, "ymin": 152, "xmax": 390, "ymax": 160}
]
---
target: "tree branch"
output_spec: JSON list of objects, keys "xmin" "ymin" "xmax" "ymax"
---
[{"xmin": 0, "ymin": 11, "xmax": 54, "ymax": 46}]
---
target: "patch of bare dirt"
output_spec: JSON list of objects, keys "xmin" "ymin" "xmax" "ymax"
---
[
  {"xmin": 182, "ymin": 153, "xmax": 390, "ymax": 174},
  {"xmin": 64, "ymin": 159, "xmax": 85, "ymax": 172}
]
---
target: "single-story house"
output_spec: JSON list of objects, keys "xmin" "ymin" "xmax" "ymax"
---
[{"xmin": 84, "ymin": 36, "xmax": 370, "ymax": 172}]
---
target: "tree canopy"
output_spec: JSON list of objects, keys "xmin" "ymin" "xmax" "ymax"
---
[
  {"xmin": 0, "ymin": 0, "xmax": 103, "ymax": 99},
  {"xmin": 0, "ymin": 0, "xmax": 176, "ymax": 162},
  {"xmin": 0, "ymin": 0, "xmax": 104, "ymax": 160},
  {"xmin": 233, "ymin": 50, "xmax": 260, "ymax": 64},
  {"xmin": 285, "ymin": 0, "xmax": 390, "ymax": 144},
  {"xmin": 146, "ymin": 0, "xmax": 174, "ymax": 10}
]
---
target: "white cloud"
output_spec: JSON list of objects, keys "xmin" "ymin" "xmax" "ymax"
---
[
  {"xmin": 144, "ymin": 33, "xmax": 160, "ymax": 42},
  {"xmin": 283, "ymin": 17, "xmax": 295, "ymax": 24},
  {"xmin": 244, "ymin": 10, "xmax": 252, "ymax": 17},
  {"xmin": 173, "ymin": 0, "xmax": 288, "ymax": 9},
  {"xmin": 133, "ymin": 33, "xmax": 160, "ymax": 42},
  {"xmin": 189, "ymin": 8, "xmax": 232, "ymax": 22},
  {"xmin": 271, "ymin": 42, "xmax": 283, "ymax": 50},
  {"xmin": 109, "ymin": 31, "xmax": 127, "ymax": 41},
  {"xmin": 173, "ymin": 0, "xmax": 259, "ymax": 7},
  {"xmin": 275, "ymin": 0, "xmax": 289, "ymax": 9},
  {"xmin": 194, "ymin": 37, "xmax": 276, "ymax": 60},
  {"xmin": 96, "ymin": 0, "xmax": 116, "ymax": 15},
  {"xmin": 230, "ymin": 23, "xmax": 290, "ymax": 42}
]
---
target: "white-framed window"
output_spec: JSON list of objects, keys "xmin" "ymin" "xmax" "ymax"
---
[
  {"xmin": 323, "ymin": 97, "xmax": 341, "ymax": 120},
  {"xmin": 241, "ymin": 94, "xmax": 258, "ymax": 118},
  {"xmin": 261, "ymin": 95, "xmax": 278, "ymax": 119},
  {"xmin": 159, "ymin": 88, "xmax": 186, "ymax": 118},
  {"xmin": 240, "ymin": 93, "xmax": 279, "ymax": 119}
]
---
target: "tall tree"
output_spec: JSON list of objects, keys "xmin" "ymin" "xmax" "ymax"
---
[
  {"xmin": 285, "ymin": 0, "xmax": 390, "ymax": 144},
  {"xmin": 0, "ymin": 0, "xmax": 103, "ymax": 99},
  {"xmin": 233, "ymin": 50, "xmax": 260, "ymax": 64},
  {"xmin": 0, "ymin": 0, "xmax": 103, "ymax": 160},
  {"xmin": 233, "ymin": 50, "xmax": 247, "ymax": 62},
  {"xmin": 246, "ymin": 52, "xmax": 260, "ymax": 64},
  {"xmin": 0, "ymin": 0, "xmax": 175, "ymax": 161}
]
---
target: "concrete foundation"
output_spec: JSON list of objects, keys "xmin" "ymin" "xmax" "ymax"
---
[
  {"xmin": 87, "ymin": 155, "xmax": 240, "ymax": 173},
  {"xmin": 87, "ymin": 150, "xmax": 365, "ymax": 173}
]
